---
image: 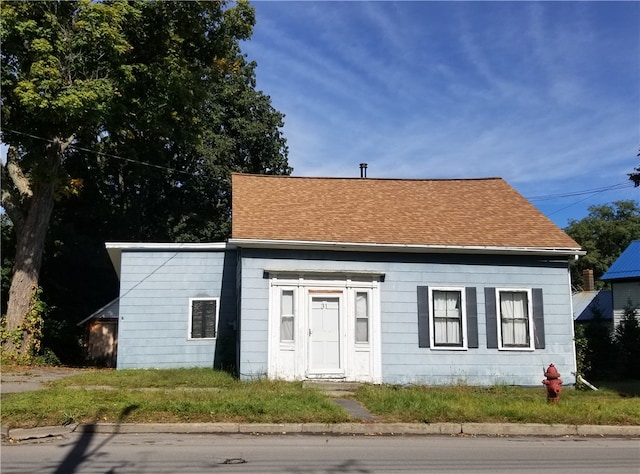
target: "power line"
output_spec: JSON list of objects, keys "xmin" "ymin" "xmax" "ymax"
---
[
  {"xmin": 2, "ymin": 127, "xmax": 637, "ymax": 204},
  {"xmin": 2, "ymin": 128, "xmax": 192, "ymax": 176},
  {"xmin": 527, "ymin": 182, "xmax": 637, "ymax": 218},
  {"xmin": 527, "ymin": 182, "xmax": 633, "ymax": 201}
]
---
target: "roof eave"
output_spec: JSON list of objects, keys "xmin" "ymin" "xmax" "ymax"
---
[
  {"xmin": 105, "ymin": 242, "xmax": 228, "ymax": 278},
  {"xmin": 228, "ymin": 238, "xmax": 585, "ymax": 257},
  {"xmin": 601, "ymin": 274, "xmax": 640, "ymax": 282}
]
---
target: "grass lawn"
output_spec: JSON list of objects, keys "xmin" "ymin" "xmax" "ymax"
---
[
  {"xmin": 354, "ymin": 383, "xmax": 640, "ymax": 426},
  {"xmin": 1, "ymin": 368, "xmax": 639, "ymax": 429}
]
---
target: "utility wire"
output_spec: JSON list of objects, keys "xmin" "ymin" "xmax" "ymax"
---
[
  {"xmin": 527, "ymin": 182, "xmax": 636, "ymax": 218},
  {"xmin": 527, "ymin": 182, "xmax": 633, "ymax": 201},
  {"xmin": 2, "ymin": 127, "xmax": 637, "ymax": 203},
  {"xmin": 2, "ymin": 128, "xmax": 192, "ymax": 176}
]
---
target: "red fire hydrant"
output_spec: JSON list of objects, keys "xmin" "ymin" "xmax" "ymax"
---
[{"xmin": 542, "ymin": 364, "xmax": 563, "ymax": 403}]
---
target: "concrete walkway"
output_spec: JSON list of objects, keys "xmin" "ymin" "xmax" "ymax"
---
[{"xmin": 1, "ymin": 367, "xmax": 97, "ymax": 395}]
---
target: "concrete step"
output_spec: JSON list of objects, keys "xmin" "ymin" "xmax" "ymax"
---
[{"xmin": 302, "ymin": 381, "xmax": 363, "ymax": 392}]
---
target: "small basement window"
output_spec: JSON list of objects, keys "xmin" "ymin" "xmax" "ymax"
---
[{"xmin": 189, "ymin": 298, "xmax": 219, "ymax": 339}]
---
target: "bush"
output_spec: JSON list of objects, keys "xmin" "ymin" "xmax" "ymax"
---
[{"xmin": 614, "ymin": 299, "xmax": 640, "ymax": 379}]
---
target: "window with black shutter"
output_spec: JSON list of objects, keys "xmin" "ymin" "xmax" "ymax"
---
[
  {"xmin": 417, "ymin": 286, "xmax": 478, "ymax": 350},
  {"xmin": 190, "ymin": 298, "xmax": 218, "ymax": 339}
]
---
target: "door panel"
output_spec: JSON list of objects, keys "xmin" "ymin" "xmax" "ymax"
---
[{"xmin": 309, "ymin": 297, "xmax": 341, "ymax": 372}]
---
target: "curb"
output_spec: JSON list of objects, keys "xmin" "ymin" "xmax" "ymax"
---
[{"xmin": 3, "ymin": 422, "xmax": 640, "ymax": 441}]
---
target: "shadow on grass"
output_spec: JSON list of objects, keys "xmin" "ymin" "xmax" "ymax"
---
[
  {"xmin": 593, "ymin": 380, "xmax": 640, "ymax": 397},
  {"xmin": 53, "ymin": 404, "xmax": 139, "ymax": 474}
]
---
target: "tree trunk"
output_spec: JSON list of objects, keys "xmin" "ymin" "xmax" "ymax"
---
[
  {"xmin": 3, "ymin": 183, "xmax": 56, "ymax": 355},
  {"xmin": 2, "ymin": 140, "xmax": 64, "ymax": 357}
]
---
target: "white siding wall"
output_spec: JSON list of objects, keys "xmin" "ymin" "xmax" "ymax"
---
[{"xmin": 611, "ymin": 280, "xmax": 640, "ymax": 328}]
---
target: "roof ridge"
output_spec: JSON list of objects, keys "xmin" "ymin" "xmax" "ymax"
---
[{"xmin": 231, "ymin": 173, "xmax": 503, "ymax": 182}]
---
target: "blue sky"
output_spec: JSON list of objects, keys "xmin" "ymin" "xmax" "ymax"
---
[{"xmin": 241, "ymin": 1, "xmax": 640, "ymax": 228}]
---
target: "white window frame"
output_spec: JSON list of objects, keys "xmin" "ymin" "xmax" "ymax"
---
[
  {"xmin": 496, "ymin": 288, "xmax": 534, "ymax": 351},
  {"xmin": 187, "ymin": 297, "xmax": 219, "ymax": 340},
  {"xmin": 279, "ymin": 288, "xmax": 296, "ymax": 344},
  {"xmin": 354, "ymin": 289, "xmax": 371, "ymax": 345},
  {"xmin": 428, "ymin": 287, "xmax": 467, "ymax": 350}
]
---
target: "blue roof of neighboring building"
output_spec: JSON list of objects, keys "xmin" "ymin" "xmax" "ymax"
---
[
  {"xmin": 573, "ymin": 290, "xmax": 613, "ymax": 322},
  {"xmin": 601, "ymin": 240, "xmax": 640, "ymax": 281}
]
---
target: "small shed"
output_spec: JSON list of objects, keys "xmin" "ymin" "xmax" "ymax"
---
[{"xmin": 78, "ymin": 298, "xmax": 119, "ymax": 367}]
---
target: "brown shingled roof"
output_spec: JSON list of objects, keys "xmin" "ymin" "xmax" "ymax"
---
[{"xmin": 231, "ymin": 174, "xmax": 581, "ymax": 250}]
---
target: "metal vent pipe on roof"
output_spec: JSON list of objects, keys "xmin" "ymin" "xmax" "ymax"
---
[{"xmin": 359, "ymin": 163, "xmax": 368, "ymax": 178}]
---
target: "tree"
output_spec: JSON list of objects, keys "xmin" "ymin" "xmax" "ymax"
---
[
  {"xmin": 574, "ymin": 305, "xmax": 614, "ymax": 382},
  {"xmin": 629, "ymin": 148, "xmax": 640, "ymax": 187},
  {"xmin": 564, "ymin": 201, "xmax": 640, "ymax": 290},
  {"xmin": 614, "ymin": 299, "xmax": 640, "ymax": 379},
  {"xmin": 1, "ymin": 1, "xmax": 290, "ymax": 360}
]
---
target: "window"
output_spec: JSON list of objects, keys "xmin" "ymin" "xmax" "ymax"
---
[
  {"xmin": 280, "ymin": 290, "xmax": 295, "ymax": 342},
  {"xmin": 432, "ymin": 290, "xmax": 463, "ymax": 347},
  {"xmin": 189, "ymin": 298, "xmax": 218, "ymax": 339},
  {"xmin": 498, "ymin": 289, "xmax": 533, "ymax": 349},
  {"xmin": 355, "ymin": 291, "xmax": 369, "ymax": 343},
  {"xmin": 417, "ymin": 286, "xmax": 478, "ymax": 349},
  {"xmin": 484, "ymin": 287, "xmax": 544, "ymax": 350}
]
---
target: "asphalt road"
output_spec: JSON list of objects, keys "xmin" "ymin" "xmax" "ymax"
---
[{"xmin": 2, "ymin": 433, "xmax": 638, "ymax": 474}]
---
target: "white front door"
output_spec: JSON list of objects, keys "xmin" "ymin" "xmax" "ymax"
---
[{"xmin": 309, "ymin": 296, "xmax": 342, "ymax": 373}]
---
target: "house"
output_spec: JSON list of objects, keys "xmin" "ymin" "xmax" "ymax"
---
[
  {"xmin": 105, "ymin": 174, "xmax": 584, "ymax": 386},
  {"xmin": 572, "ymin": 269, "xmax": 612, "ymax": 324},
  {"xmin": 601, "ymin": 240, "xmax": 640, "ymax": 328},
  {"xmin": 77, "ymin": 298, "xmax": 120, "ymax": 367}
]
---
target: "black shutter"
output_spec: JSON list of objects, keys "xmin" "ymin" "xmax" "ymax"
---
[
  {"xmin": 466, "ymin": 287, "xmax": 478, "ymax": 348},
  {"xmin": 191, "ymin": 300, "xmax": 217, "ymax": 338},
  {"xmin": 485, "ymin": 287, "xmax": 498, "ymax": 349},
  {"xmin": 532, "ymin": 288, "xmax": 545, "ymax": 349},
  {"xmin": 417, "ymin": 286, "xmax": 430, "ymax": 348}
]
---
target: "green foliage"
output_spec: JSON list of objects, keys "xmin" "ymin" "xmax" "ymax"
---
[
  {"xmin": 1, "ymin": 215, "xmax": 15, "ymax": 315},
  {"xmin": 577, "ymin": 306, "xmax": 615, "ymax": 381},
  {"xmin": 0, "ymin": 286, "xmax": 49, "ymax": 365},
  {"xmin": 629, "ymin": 148, "xmax": 640, "ymax": 187},
  {"xmin": 564, "ymin": 201, "xmax": 640, "ymax": 289},
  {"xmin": 573, "ymin": 324, "xmax": 590, "ymax": 384},
  {"xmin": 2, "ymin": 0, "xmax": 290, "ymax": 363},
  {"xmin": 614, "ymin": 299, "xmax": 640, "ymax": 379}
]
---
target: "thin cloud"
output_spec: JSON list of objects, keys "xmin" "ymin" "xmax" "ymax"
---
[{"xmin": 244, "ymin": 1, "xmax": 639, "ymax": 225}]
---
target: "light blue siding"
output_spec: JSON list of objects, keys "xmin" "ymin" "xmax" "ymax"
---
[
  {"xmin": 238, "ymin": 249, "xmax": 576, "ymax": 385},
  {"xmin": 117, "ymin": 250, "xmax": 237, "ymax": 370}
]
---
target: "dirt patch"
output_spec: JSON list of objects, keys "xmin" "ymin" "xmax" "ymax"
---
[{"xmin": 0, "ymin": 366, "xmax": 99, "ymax": 395}]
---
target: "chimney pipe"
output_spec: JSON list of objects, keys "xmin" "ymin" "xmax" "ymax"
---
[
  {"xmin": 359, "ymin": 163, "xmax": 368, "ymax": 178},
  {"xmin": 583, "ymin": 269, "xmax": 595, "ymax": 292}
]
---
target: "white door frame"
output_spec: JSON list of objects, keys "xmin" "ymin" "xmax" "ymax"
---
[{"xmin": 267, "ymin": 272, "xmax": 382, "ymax": 383}]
